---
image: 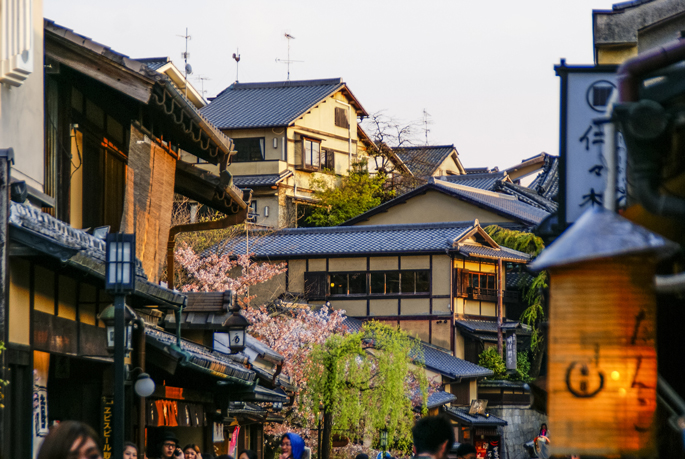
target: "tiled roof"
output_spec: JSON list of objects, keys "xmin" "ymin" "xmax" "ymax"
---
[
  {"xmin": 245, "ymin": 335, "xmax": 284, "ymax": 363},
  {"xmin": 437, "ymin": 171, "xmax": 508, "ymax": 191},
  {"xmin": 394, "ymin": 145, "xmax": 458, "ymax": 177},
  {"xmin": 528, "ymin": 155, "xmax": 559, "ymax": 201},
  {"xmin": 211, "ymin": 221, "xmax": 476, "ymax": 258},
  {"xmin": 427, "ymin": 390, "xmax": 458, "ymax": 409},
  {"xmin": 137, "ymin": 57, "xmax": 171, "ymax": 71},
  {"xmin": 464, "ymin": 167, "xmax": 495, "ymax": 174},
  {"xmin": 233, "ymin": 171, "xmax": 293, "ymax": 188},
  {"xmin": 455, "ymin": 320, "xmax": 530, "ymax": 334},
  {"xmin": 201, "ymin": 78, "xmax": 347, "ymax": 129},
  {"xmin": 496, "ymin": 181, "xmax": 558, "ymax": 213},
  {"xmin": 185, "ymin": 291, "xmax": 230, "ymax": 312},
  {"xmin": 506, "ymin": 272, "xmax": 535, "ymax": 289},
  {"xmin": 458, "ymin": 244, "xmax": 530, "ymax": 263},
  {"xmin": 9, "ymin": 202, "xmax": 185, "ymax": 307},
  {"xmin": 432, "ymin": 180, "xmax": 550, "ymax": 226},
  {"xmin": 343, "ymin": 318, "xmax": 493, "ymax": 379},
  {"xmin": 446, "ymin": 407, "xmax": 508, "ymax": 426},
  {"xmin": 146, "ymin": 328, "xmax": 255, "ymax": 384}
]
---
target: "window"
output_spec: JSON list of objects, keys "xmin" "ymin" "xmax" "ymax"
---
[
  {"xmin": 233, "ymin": 138, "xmax": 265, "ymax": 162},
  {"xmin": 321, "ymin": 150, "xmax": 335, "ymax": 170},
  {"xmin": 335, "ymin": 107, "xmax": 349, "ymax": 129},
  {"xmin": 248, "ymin": 201, "xmax": 258, "ymax": 223},
  {"xmin": 330, "ymin": 273, "xmax": 348, "ymax": 295},
  {"xmin": 330, "ymin": 271, "xmax": 430, "ymax": 296},
  {"xmin": 454, "ymin": 269, "xmax": 498, "ymax": 301},
  {"xmin": 303, "ymin": 138, "xmax": 320, "ymax": 169},
  {"xmin": 349, "ymin": 273, "xmax": 366, "ymax": 294},
  {"xmin": 82, "ymin": 136, "xmax": 126, "ymax": 232},
  {"xmin": 305, "ymin": 272, "xmax": 327, "ymax": 300}
]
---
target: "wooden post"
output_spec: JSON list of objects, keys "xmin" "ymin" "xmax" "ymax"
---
[
  {"xmin": 0, "ymin": 148, "xmax": 12, "ymax": 459},
  {"xmin": 496, "ymin": 258, "xmax": 504, "ymax": 358}
]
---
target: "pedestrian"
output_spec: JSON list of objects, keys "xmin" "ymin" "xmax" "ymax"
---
[
  {"xmin": 183, "ymin": 444, "xmax": 202, "ymax": 459},
  {"xmin": 535, "ymin": 435, "xmax": 550, "ymax": 459},
  {"xmin": 37, "ymin": 420, "xmax": 103, "ymax": 459},
  {"xmin": 238, "ymin": 449, "xmax": 258, "ymax": 459},
  {"xmin": 355, "ymin": 454, "xmax": 369, "ymax": 459},
  {"xmin": 454, "ymin": 444, "xmax": 476, "ymax": 459},
  {"xmin": 279, "ymin": 433, "xmax": 306, "ymax": 459},
  {"xmin": 410, "ymin": 415, "xmax": 455, "ymax": 459},
  {"xmin": 124, "ymin": 441, "xmax": 139, "ymax": 459},
  {"xmin": 539, "ymin": 423, "xmax": 548, "ymax": 437},
  {"xmin": 155, "ymin": 431, "xmax": 184, "ymax": 459}
]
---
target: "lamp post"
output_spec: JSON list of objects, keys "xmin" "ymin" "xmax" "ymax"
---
[
  {"xmin": 380, "ymin": 428, "xmax": 388, "ymax": 458},
  {"xmin": 104, "ymin": 233, "xmax": 136, "ymax": 459},
  {"xmin": 222, "ymin": 290, "xmax": 250, "ymax": 353}
]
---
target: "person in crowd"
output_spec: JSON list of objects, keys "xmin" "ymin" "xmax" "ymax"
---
[
  {"xmin": 157, "ymin": 432, "xmax": 183, "ymax": 459},
  {"xmin": 124, "ymin": 441, "xmax": 139, "ymax": 459},
  {"xmin": 279, "ymin": 433, "xmax": 306, "ymax": 459},
  {"xmin": 355, "ymin": 454, "xmax": 369, "ymax": 459},
  {"xmin": 183, "ymin": 444, "xmax": 202, "ymax": 459},
  {"xmin": 238, "ymin": 449, "xmax": 258, "ymax": 459},
  {"xmin": 410, "ymin": 415, "xmax": 454, "ymax": 459},
  {"xmin": 539, "ymin": 423, "xmax": 548, "ymax": 437},
  {"xmin": 455, "ymin": 444, "xmax": 476, "ymax": 459},
  {"xmin": 535, "ymin": 434, "xmax": 550, "ymax": 459},
  {"xmin": 215, "ymin": 455, "xmax": 232, "ymax": 459},
  {"xmin": 37, "ymin": 420, "xmax": 103, "ymax": 459}
]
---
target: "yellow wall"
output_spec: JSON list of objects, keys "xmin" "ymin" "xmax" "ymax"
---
[
  {"xmin": 58, "ymin": 276, "xmax": 78, "ymax": 321},
  {"xmin": 596, "ymin": 46, "xmax": 637, "ymax": 65},
  {"xmin": 369, "ymin": 299, "xmax": 397, "ymax": 316},
  {"xmin": 9, "ymin": 259, "xmax": 31, "ymax": 345},
  {"xmin": 352, "ymin": 190, "xmax": 513, "ymax": 226},
  {"xmin": 34, "ymin": 265, "xmax": 55, "ymax": 314},
  {"xmin": 431, "ymin": 320, "xmax": 451, "ymax": 350},
  {"xmin": 332, "ymin": 300, "xmax": 366, "ymax": 317},
  {"xmin": 328, "ymin": 257, "xmax": 365, "ymax": 272},
  {"xmin": 250, "ymin": 267, "xmax": 287, "ymax": 307},
  {"xmin": 79, "ymin": 283, "xmax": 97, "ymax": 326},
  {"xmin": 308, "ymin": 258, "xmax": 326, "ymax": 272},
  {"xmin": 401, "ymin": 255, "xmax": 429, "ymax": 269},
  {"xmin": 288, "ymin": 259, "xmax": 306, "ymax": 292},
  {"xmin": 370, "ymin": 257, "xmax": 398, "ymax": 270},
  {"xmin": 432, "ymin": 255, "xmax": 451, "ymax": 296},
  {"xmin": 455, "ymin": 330, "xmax": 465, "ymax": 359},
  {"xmin": 401, "ymin": 298, "xmax": 430, "ymax": 315},
  {"xmin": 400, "ymin": 320, "xmax": 430, "ymax": 342}
]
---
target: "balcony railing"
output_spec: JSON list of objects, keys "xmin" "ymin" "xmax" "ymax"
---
[{"xmin": 467, "ymin": 288, "xmax": 520, "ymax": 303}]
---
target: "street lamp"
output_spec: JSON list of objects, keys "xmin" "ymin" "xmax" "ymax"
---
[
  {"xmin": 380, "ymin": 428, "xmax": 388, "ymax": 456},
  {"xmin": 98, "ymin": 303, "xmax": 136, "ymax": 356},
  {"xmin": 133, "ymin": 372, "xmax": 156, "ymax": 397},
  {"xmin": 222, "ymin": 290, "xmax": 250, "ymax": 353},
  {"xmin": 105, "ymin": 233, "xmax": 136, "ymax": 459}
]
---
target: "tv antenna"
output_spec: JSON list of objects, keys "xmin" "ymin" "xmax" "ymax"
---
[
  {"xmin": 422, "ymin": 109, "xmax": 432, "ymax": 146},
  {"xmin": 232, "ymin": 49, "xmax": 241, "ymax": 82},
  {"xmin": 177, "ymin": 28, "xmax": 193, "ymax": 98},
  {"xmin": 195, "ymin": 75, "xmax": 211, "ymax": 99},
  {"xmin": 276, "ymin": 33, "xmax": 302, "ymax": 80}
]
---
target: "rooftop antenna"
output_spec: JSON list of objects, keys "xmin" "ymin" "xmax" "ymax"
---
[
  {"xmin": 232, "ymin": 49, "xmax": 241, "ymax": 82},
  {"xmin": 177, "ymin": 27, "xmax": 192, "ymax": 98},
  {"xmin": 196, "ymin": 75, "xmax": 211, "ymax": 99},
  {"xmin": 422, "ymin": 109, "xmax": 432, "ymax": 146},
  {"xmin": 275, "ymin": 33, "xmax": 302, "ymax": 80}
]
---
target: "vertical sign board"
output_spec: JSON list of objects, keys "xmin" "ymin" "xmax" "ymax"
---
[
  {"xmin": 101, "ymin": 397, "xmax": 114, "ymax": 459},
  {"xmin": 505, "ymin": 331, "xmax": 517, "ymax": 371},
  {"xmin": 555, "ymin": 62, "xmax": 627, "ymax": 225}
]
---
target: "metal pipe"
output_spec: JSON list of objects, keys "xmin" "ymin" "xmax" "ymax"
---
[
  {"xmin": 136, "ymin": 318, "xmax": 147, "ymax": 457},
  {"xmin": 113, "ymin": 294, "xmax": 126, "ymax": 459}
]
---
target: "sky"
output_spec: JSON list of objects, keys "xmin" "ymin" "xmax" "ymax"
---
[{"xmin": 44, "ymin": 0, "xmax": 620, "ymax": 170}]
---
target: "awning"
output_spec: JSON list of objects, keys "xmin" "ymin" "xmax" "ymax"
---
[
  {"xmin": 145, "ymin": 328, "xmax": 255, "ymax": 385},
  {"xmin": 445, "ymin": 407, "xmax": 507, "ymax": 427}
]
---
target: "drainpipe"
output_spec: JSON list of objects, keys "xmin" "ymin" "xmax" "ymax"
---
[
  {"xmin": 496, "ymin": 258, "xmax": 504, "ymax": 358},
  {"xmin": 135, "ymin": 318, "xmax": 147, "ymax": 456},
  {"xmin": 166, "ymin": 208, "xmax": 248, "ymax": 290}
]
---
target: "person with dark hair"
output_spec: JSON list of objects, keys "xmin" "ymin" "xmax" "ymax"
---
[
  {"xmin": 183, "ymin": 444, "xmax": 202, "ymax": 459},
  {"xmin": 37, "ymin": 420, "xmax": 102, "ymax": 459},
  {"xmin": 124, "ymin": 441, "xmax": 139, "ymax": 459},
  {"xmin": 355, "ymin": 454, "xmax": 369, "ymax": 459},
  {"xmin": 411, "ymin": 415, "xmax": 455, "ymax": 459},
  {"xmin": 157, "ymin": 431, "xmax": 183, "ymax": 459},
  {"xmin": 238, "ymin": 449, "xmax": 258, "ymax": 459},
  {"xmin": 455, "ymin": 443, "xmax": 476, "ymax": 459},
  {"xmin": 539, "ymin": 423, "xmax": 548, "ymax": 437}
]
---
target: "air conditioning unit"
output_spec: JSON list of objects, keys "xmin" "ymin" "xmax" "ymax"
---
[{"xmin": 0, "ymin": 0, "xmax": 34, "ymax": 87}]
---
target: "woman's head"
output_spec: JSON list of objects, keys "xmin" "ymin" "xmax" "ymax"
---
[
  {"xmin": 239, "ymin": 450, "xmax": 258, "ymax": 459},
  {"xmin": 281, "ymin": 433, "xmax": 305, "ymax": 459},
  {"xmin": 37, "ymin": 421, "xmax": 102, "ymax": 459},
  {"xmin": 124, "ymin": 442, "xmax": 138, "ymax": 459},
  {"xmin": 184, "ymin": 444, "xmax": 202, "ymax": 459}
]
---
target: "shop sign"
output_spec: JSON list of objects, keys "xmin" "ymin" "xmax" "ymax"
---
[
  {"xmin": 505, "ymin": 332, "xmax": 517, "ymax": 370},
  {"xmin": 101, "ymin": 397, "xmax": 114, "ymax": 459}
]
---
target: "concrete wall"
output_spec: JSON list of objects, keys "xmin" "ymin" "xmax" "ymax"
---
[
  {"xmin": 1, "ymin": 0, "xmax": 45, "ymax": 191},
  {"xmin": 352, "ymin": 190, "xmax": 513, "ymax": 226},
  {"xmin": 489, "ymin": 407, "xmax": 547, "ymax": 459}
]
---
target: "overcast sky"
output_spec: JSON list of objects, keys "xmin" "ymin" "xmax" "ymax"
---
[{"xmin": 44, "ymin": 0, "xmax": 620, "ymax": 170}]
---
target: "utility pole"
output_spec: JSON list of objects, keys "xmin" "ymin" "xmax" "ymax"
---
[{"xmin": 0, "ymin": 148, "xmax": 13, "ymax": 459}]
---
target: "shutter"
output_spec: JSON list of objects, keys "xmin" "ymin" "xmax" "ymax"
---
[{"xmin": 304, "ymin": 272, "xmax": 327, "ymax": 300}]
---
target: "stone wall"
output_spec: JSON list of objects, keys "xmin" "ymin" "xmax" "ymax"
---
[{"xmin": 489, "ymin": 407, "xmax": 547, "ymax": 459}]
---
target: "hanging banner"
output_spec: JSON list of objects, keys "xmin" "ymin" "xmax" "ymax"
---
[
  {"xmin": 33, "ymin": 351, "xmax": 50, "ymax": 459},
  {"xmin": 101, "ymin": 397, "xmax": 114, "ymax": 459}
]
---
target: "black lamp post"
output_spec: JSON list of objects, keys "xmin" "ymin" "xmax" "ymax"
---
[
  {"xmin": 222, "ymin": 290, "xmax": 250, "ymax": 353},
  {"xmin": 105, "ymin": 233, "xmax": 136, "ymax": 459},
  {"xmin": 380, "ymin": 428, "xmax": 388, "ymax": 458}
]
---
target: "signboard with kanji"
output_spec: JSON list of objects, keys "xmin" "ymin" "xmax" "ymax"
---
[
  {"xmin": 505, "ymin": 331, "xmax": 517, "ymax": 370},
  {"xmin": 555, "ymin": 62, "xmax": 626, "ymax": 225}
]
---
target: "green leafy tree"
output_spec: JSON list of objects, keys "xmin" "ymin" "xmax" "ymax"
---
[
  {"xmin": 484, "ymin": 225, "xmax": 548, "ymax": 377},
  {"xmin": 303, "ymin": 321, "xmax": 427, "ymax": 459},
  {"xmin": 307, "ymin": 161, "xmax": 394, "ymax": 227},
  {"xmin": 477, "ymin": 347, "xmax": 532, "ymax": 383}
]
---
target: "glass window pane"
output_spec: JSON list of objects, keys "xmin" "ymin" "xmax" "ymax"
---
[
  {"xmin": 386, "ymin": 272, "xmax": 400, "ymax": 294},
  {"xmin": 304, "ymin": 140, "xmax": 312, "ymax": 166},
  {"xmin": 349, "ymin": 273, "xmax": 366, "ymax": 294},
  {"xmin": 401, "ymin": 271, "xmax": 415, "ymax": 294},
  {"xmin": 330, "ymin": 273, "xmax": 347, "ymax": 295},
  {"xmin": 312, "ymin": 141, "xmax": 320, "ymax": 168},
  {"xmin": 370, "ymin": 272, "xmax": 385, "ymax": 294},
  {"xmin": 416, "ymin": 271, "xmax": 430, "ymax": 293},
  {"xmin": 487, "ymin": 275, "xmax": 495, "ymax": 290},
  {"xmin": 471, "ymin": 273, "xmax": 479, "ymax": 288}
]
